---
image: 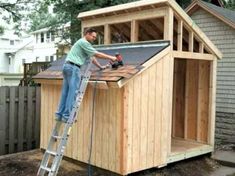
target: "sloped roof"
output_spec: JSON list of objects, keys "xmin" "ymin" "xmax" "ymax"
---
[
  {"xmin": 77, "ymin": 0, "xmax": 222, "ymax": 59},
  {"xmin": 34, "ymin": 41, "xmax": 170, "ymax": 82},
  {"xmin": 186, "ymin": 0, "xmax": 235, "ymax": 29}
]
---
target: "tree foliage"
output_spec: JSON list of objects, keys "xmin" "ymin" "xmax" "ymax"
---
[{"xmin": 43, "ymin": 0, "xmax": 137, "ymax": 44}]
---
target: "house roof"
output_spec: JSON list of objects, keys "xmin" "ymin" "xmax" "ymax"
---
[
  {"xmin": 186, "ymin": 0, "xmax": 235, "ymax": 29},
  {"xmin": 33, "ymin": 41, "xmax": 170, "ymax": 83},
  {"xmin": 77, "ymin": 0, "xmax": 222, "ymax": 59}
]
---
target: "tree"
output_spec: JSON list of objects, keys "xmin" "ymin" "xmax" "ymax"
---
[
  {"xmin": 224, "ymin": 0, "xmax": 235, "ymax": 10},
  {"xmin": 44, "ymin": 0, "xmax": 138, "ymax": 44},
  {"xmin": 0, "ymin": 0, "xmax": 39, "ymax": 35}
]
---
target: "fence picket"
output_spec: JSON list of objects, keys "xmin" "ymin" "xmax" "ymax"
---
[
  {"xmin": 9, "ymin": 87, "xmax": 16, "ymax": 153},
  {"xmin": 0, "ymin": 87, "xmax": 6, "ymax": 155},
  {"xmin": 18, "ymin": 87, "xmax": 25, "ymax": 152},
  {"xmin": 27, "ymin": 87, "xmax": 33, "ymax": 150},
  {"xmin": 35, "ymin": 87, "xmax": 41, "ymax": 147}
]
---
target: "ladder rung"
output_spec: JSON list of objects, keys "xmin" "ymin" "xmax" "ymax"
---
[
  {"xmin": 52, "ymin": 135, "xmax": 62, "ymax": 139},
  {"xmin": 46, "ymin": 150, "xmax": 57, "ymax": 156},
  {"xmin": 40, "ymin": 166, "xmax": 52, "ymax": 172}
]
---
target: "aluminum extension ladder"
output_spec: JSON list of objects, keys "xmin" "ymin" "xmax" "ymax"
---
[{"xmin": 37, "ymin": 60, "xmax": 92, "ymax": 176}]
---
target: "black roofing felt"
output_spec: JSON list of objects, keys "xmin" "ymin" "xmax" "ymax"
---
[
  {"xmin": 201, "ymin": 1, "xmax": 235, "ymax": 25},
  {"xmin": 47, "ymin": 41, "xmax": 170, "ymax": 71}
]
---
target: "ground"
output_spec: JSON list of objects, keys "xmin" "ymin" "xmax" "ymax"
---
[{"xmin": 0, "ymin": 150, "xmax": 235, "ymax": 176}]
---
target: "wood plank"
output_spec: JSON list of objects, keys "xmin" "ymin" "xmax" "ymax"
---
[
  {"xmin": 116, "ymin": 88, "xmax": 122, "ymax": 173},
  {"xmin": 189, "ymin": 31, "xmax": 194, "ymax": 52},
  {"xmin": 161, "ymin": 55, "xmax": 171, "ymax": 164},
  {"xmin": 208, "ymin": 59, "xmax": 217, "ymax": 146},
  {"xmin": 82, "ymin": 86, "xmax": 91, "ymax": 162},
  {"xmin": 0, "ymin": 87, "xmax": 7, "ymax": 155},
  {"xmin": 104, "ymin": 24, "xmax": 111, "ymax": 44},
  {"xmin": 17, "ymin": 87, "xmax": 25, "ymax": 152},
  {"xmin": 172, "ymin": 59, "xmax": 186, "ymax": 138},
  {"xmin": 197, "ymin": 61, "xmax": 210, "ymax": 142},
  {"xmin": 101, "ymin": 89, "xmax": 109, "ymax": 169},
  {"xmin": 94, "ymin": 89, "xmax": 102, "ymax": 167},
  {"xmin": 154, "ymin": 59, "xmax": 163, "ymax": 165},
  {"xmin": 126, "ymin": 80, "xmax": 134, "ymax": 173},
  {"xmin": 172, "ymin": 51, "xmax": 214, "ymax": 60},
  {"xmin": 164, "ymin": 7, "xmax": 174, "ymax": 48},
  {"xmin": 139, "ymin": 70, "xmax": 149, "ymax": 169},
  {"xmin": 9, "ymin": 87, "xmax": 16, "ymax": 153},
  {"xmin": 199, "ymin": 42, "xmax": 204, "ymax": 53},
  {"xmin": 78, "ymin": 0, "xmax": 167, "ymax": 18},
  {"xmin": 121, "ymin": 86, "xmax": 129, "ymax": 174},
  {"xmin": 184, "ymin": 60, "xmax": 198, "ymax": 140},
  {"xmin": 35, "ymin": 87, "xmax": 41, "ymax": 147},
  {"xmin": 108, "ymin": 88, "xmax": 116, "ymax": 172},
  {"xmin": 146, "ymin": 64, "xmax": 156, "ymax": 168},
  {"xmin": 82, "ymin": 7, "xmax": 167, "ymax": 28},
  {"xmin": 131, "ymin": 20, "xmax": 139, "ymax": 42},
  {"xmin": 26, "ymin": 87, "xmax": 33, "ymax": 150},
  {"xmin": 131, "ymin": 75, "xmax": 141, "ymax": 171},
  {"xmin": 177, "ymin": 19, "xmax": 183, "ymax": 51},
  {"xmin": 40, "ymin": 85, "xmax": 45, "ymax": 149}
]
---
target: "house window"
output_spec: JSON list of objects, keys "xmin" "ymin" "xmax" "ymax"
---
[
  {"xmin": 22, "ymin": 58, "xmax": 26, "ymax": 65},
  {"xmin": 10, "ymin": 40, "xmax": 14, "ymax": 45},
  {"xmin": 46, "ymin": 32, "xmax": 50, "ymax": 42},
  {"xmin": 41, "ymin": 33, "xmax": 44, "ymax": 43},
  {"xmin": 51, "ymin": 31, "xmax": 55, "ymax": 41},
  {"xmin": 50, "ymin": 55, "xmax": 54, "ymax": 62},
  {"xmin": 45, "ymin": 56, "xmax": 49, "ymax": 61},
  {"xmin": 36, "ymin": 34, "xmax": 38, "ymax": 43}
]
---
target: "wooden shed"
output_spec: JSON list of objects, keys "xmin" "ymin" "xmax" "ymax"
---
[
  {"xmin": 34, "ymin": 0, "xmax": 222, "ymax": 175},
  {"xmin": 186, "ymin": 0, "xmax": 235, "ymax": 143}
]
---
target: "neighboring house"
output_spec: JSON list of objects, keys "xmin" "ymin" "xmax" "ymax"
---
[
  {"xmin": 186, "ymin": 0, "xmax": 235, "ymax": 144},
  {"xmin": 0, "ymin": 30, "xmax": 34, "ymax": 73},
  {"xmin": 0, "ymin": 30, "xmax": 22, "ymax": 73},
  {"xmin": 30, "ymin": 23, "xmax": 70, "ymax": 62}
]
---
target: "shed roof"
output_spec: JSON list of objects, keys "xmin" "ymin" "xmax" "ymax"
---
[
  {"xmin": 77, "ymin": 0, "xmax": 222, "ymax": 59},
  {"xmin": 186, "ymin": 0, "xmax": 235, "ymax": 29},
  {"xmin": 34, "ymin": 41, "xmax": 170, "ymax": 82}
]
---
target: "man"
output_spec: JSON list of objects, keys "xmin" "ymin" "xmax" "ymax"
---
[{"xmin": 55, "ymin": 28, "xmax": 117, "ymax": 123}]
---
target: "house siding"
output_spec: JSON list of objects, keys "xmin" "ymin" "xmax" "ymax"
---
[{"xmin": 190, "ymin": 9, "xmax": 235, "ymax": 143}]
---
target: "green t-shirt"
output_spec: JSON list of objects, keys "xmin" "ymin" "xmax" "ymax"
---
[{"xmin": 66, "ymin": 38, "xmax": 97, "ymax": 66}]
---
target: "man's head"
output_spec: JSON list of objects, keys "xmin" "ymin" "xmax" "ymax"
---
[{"xmin": 84, "ymin": 28, "xmax": 97, "ymax": 42}]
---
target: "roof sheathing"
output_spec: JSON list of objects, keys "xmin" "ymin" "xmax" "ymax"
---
[{"xmin": 33, "ymin": 41, "xmax": 170, "ymax": 83}]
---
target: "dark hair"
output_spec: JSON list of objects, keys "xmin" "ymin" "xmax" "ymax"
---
[{"xmin": 84, "ymin": 28, "xmax": 97, "ymax": 35}]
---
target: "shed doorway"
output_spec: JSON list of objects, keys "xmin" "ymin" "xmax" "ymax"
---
[{"xmin": 170, "ymin": 58, "xmax": 213, "ymax": 162}]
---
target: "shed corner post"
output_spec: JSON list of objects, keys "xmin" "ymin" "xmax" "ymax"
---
[
  {"xmin": 208, "ymin": 57, "xmax": 217, "ymax": 148},
  {"xmin": 164, "ymin": 7, "xmax": 174, "ymax": 50}
]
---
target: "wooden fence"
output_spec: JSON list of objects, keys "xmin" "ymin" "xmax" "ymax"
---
[{"xmin": 0, "ymin": 86, "xmax": 41, "ymax": 155}]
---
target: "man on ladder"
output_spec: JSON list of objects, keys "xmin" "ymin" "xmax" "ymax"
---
[
  {"xmin": 37, "ymin": 28, "xmax": 117, "ymax": 176},
  {"xmin": 55, "ymin": 27, "xmax": 117, "ymax": 123}
]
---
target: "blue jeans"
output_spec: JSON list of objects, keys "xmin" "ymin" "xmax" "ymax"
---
[{"xmin": 55, "ymin": 62, "xmax": 81, "ymax": 121}]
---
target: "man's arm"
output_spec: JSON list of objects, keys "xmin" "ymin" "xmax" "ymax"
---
[
  {"xmin": 92, "ymin": 57, "xmax": 109, "ymax": 70},
  {"xmin": 94, "ymin": 52, "xmax": 117, "ymax": 62}
]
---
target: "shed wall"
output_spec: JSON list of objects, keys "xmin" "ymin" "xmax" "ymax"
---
[
  {"xmin": 40, "ymin": 84, "xmax": 124, "ymax": 174},
  {"xmin": 190, "ymin": 9, "xmax": 235, "ymax": 142},
  {"xmin": 123, "ymin": 53, "xmax": 174, "ymax": 174}
]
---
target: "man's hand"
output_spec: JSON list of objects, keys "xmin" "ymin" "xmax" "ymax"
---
[
  {"xmin": 100, "ymin": 63, "xmax": 110, "ymax": 70},
  {"xmin": 110, "ymin": 56, "xmax": 117, "ymax": 62}
]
